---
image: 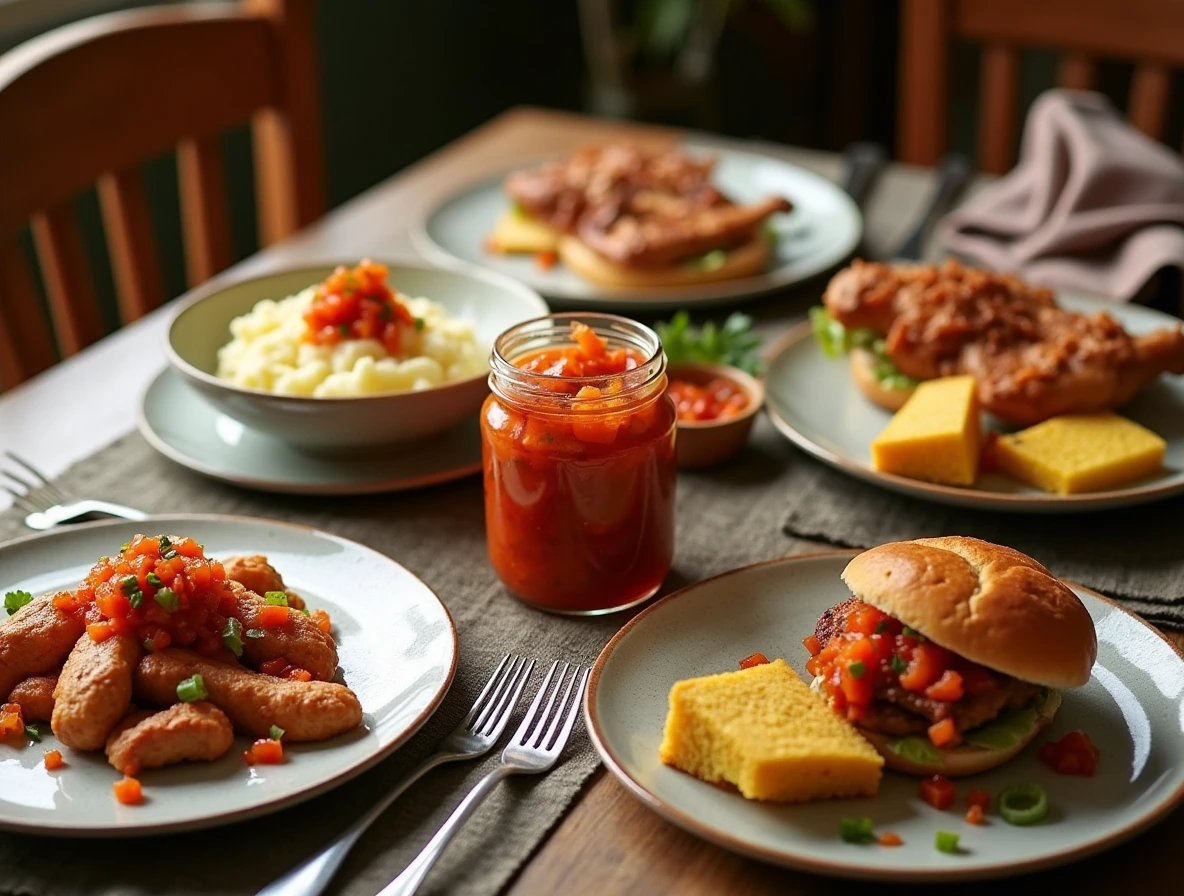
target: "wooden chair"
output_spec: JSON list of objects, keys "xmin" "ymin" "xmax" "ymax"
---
[
  {"xmin": 899, "ymin": 0, "xmax": 1184, "ymax": 173},
  {"xmin": 0, "ymin": 0, "xmax": 325, "ymax": 389}
]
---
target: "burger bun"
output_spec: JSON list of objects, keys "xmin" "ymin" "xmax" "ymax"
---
[
  {"xmin": 557, "ymin": 233, "xmax": 771, "ymax": 289},
  {"xmin": 850, "ymin": 348, "xmax": 915, "ymax": 411}
]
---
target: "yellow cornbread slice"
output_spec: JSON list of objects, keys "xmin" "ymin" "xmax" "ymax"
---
[
  {"xmin": 486, "ymin": 209, "xmax": 559, "ymax": 254},
  {"xmin": 870, "ymin": 375, "xmax": 981, "ymax": 486},
  {"xmin": 658, "ymin": 658, "xmax": 883, "ymax": 803},
  {"xmin": 996, "ymin": 412, "xmax": 1166, "ymax": 494}
]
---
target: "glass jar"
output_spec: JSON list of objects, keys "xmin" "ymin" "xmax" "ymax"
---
[{"xmin": 481, "ymin": 312, "xmax": 677, "ymax": 615}]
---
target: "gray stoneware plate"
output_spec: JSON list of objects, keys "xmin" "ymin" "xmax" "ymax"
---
[
  {"xmin": 586, "ymin": 552, "xmax": 1184, "ymax": 882},
  {"xmin": 138, "ymin": 368, "xmax": 482, "ymax": 495},
  {"xmin": 0, "ymin": 515, "xmax": 458, "ymax": 836},
  {"xmin": 764, "ymin": 293, "xmax": 1184, "ymax": 512},
  {"xmin": 411, "ymin": 139, "xmax": 861, "ymax": 310}
]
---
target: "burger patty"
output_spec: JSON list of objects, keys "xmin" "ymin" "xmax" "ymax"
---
[{"xmin": 813, "ymin": 597, "xmax": 860, "ymax": 649}]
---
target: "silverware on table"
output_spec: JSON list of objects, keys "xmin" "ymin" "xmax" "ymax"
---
[
  {"xmin": 1, "ymin": 450, "xmax": 148, "ymax": 529},
  {"xmin": 840, "ymin": 141, "xmax": 887, "ymax": 213},
  {"xmin": 378, "ymin": 660, "xmax": 589, "ymax": 896},
  {"xmin": 258, "ymin": 654, "xmax": 535, "ymax": 896},
  {"xmin": 890, "ymin": 151, "xmax": 973, "ymax": 262}
]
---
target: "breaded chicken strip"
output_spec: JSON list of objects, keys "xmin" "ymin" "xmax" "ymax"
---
[
  {"xmin": 105, "ymin": 701, "xmax": 235, "ymax": 774},
  {"xmin": 6, "ymin": 673, "xmax": 58, "ymax": 721},
  {"xmin": 222, "ymin": 555, "xmax": 305, "ymax": 610},
  {"xmin": 0, "ymin": 593, "xmax": 85, "ymax": 697},
  {"xmin": 52, "ymin": 633, "xmax": 141, "ymax": 750},
  {"xmin": 225, "ymin": 581, "xmax": 336, "ymax": 681},
  {"xmin": 135, "ymin": 649, "xmax": 361, "ymax": 742}
]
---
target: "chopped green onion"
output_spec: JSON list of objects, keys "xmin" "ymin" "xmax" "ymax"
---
[
  {"xmin": 935, "ymin": 830, "xmax": 960, "ymax": 854},
  {"xmin": 120, "ymin": 541, "xmax": 131, "ymax": 552},
  {"xmin": 120, "ymin": 576, "xmax": 139, "ymax": 595},
  {"xmin": 839, "ymin": 816, "xmax": 875, "ymax": 843},
  {"xmin": 998, "ymin": 783, "xmax": 1049, "ymax": 826},
  {"xmin": 269, "ymin": 725, "xmax": 285, "ymax": 741},
  {"xmin": 154, "ymin": 587, "xmax": 179, "ymax": 612},
  {"xmin": 245, "ymin": 628, "xmax": 266, "ymax": 640},
  {"xmin": 24, "ymin": 724, "xmax": 40, "ymax": 742},
  {"xmin": 874, "ymin": 620, "xmax": 888, "ymax": 634},
  {"xmin": 849, "ymin": 661, "xmax": 866, "ymax": 679},
  {"xmin": 143, "ymin": 637, "xmax": 156, "ymax": 652},
  {"xmin": 300, "ymin": 608, "xmax": 311, "ymax": 616},
  {"xmin": 414, "ymin": 317, "xmax": 425, "ymax": 331},
  {"xmin": 176, "ymin": 674, "xmax": 208, "ymax": 703},
  {"xmin": 158, "ymin": 536, "xmax": 172, "ymax": 551},
  {"xmin": 146, "ymin": 572, "xmax": 163, "ymax": 588},
  {"xmin": 264, "ymin": 591, "xmax": 289, "ymax": 607},
  {"xmin": 902, "ymin": 626, "xmax": 921, "ymax": 639},
  {"xmin": 128, "ymin": 591, "xmax": 144, "ymax": 609},
  {"xmin": 4, "ymin": 590, "xmax": 33, "ymax": 616},
  {"xmin": 162, "ymin": 549, "xmax": 178, "ymax": 560},
  {"xmin": 222, "ymin": 618, "xmax": 244, "ymax": 657},
  {"xmin": 890, "ymin": 655, "xmax": 908, "ymax": 674},
  {"xmin": 339, "ymin": 323, "xmax": 351, "ymax": 337}
]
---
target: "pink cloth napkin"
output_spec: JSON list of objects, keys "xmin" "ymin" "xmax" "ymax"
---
[{"xmin": 936, "ymin": 89, "xmax": 1184, "ymax": 301}]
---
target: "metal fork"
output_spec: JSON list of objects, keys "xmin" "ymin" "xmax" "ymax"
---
[
  {"xmin": 1, "ymin": 451, "xmax": 148, "ymax": 529},
  {"xmin": 378, "ymin": 661, "xmax": 589, "ymax": 896},
  {"xmin": 258, "ymin": 654, "xmax": 535, "ymax": 896}
]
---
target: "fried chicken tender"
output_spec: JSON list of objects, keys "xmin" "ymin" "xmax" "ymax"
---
[
  {"xmin": 225, "ymin": 581, "xmax": 336, "ymax": 681},
  {"xmin": 6, "ymin": 673, "xmax": 58, "ymax": 721},
  {"xmin": 135, "ymin": 649, "xmax": 361, "ymax": 741},
  {"xmin": 823, "ymin": 259, "xmax": 1184, "ymax": 425},
  {"xmin": 0, "ymin": 593, "xmax": 86, "ymax": 698},
  {"xmin": 221, "ymin": 555, "xmax": 305, "ymax": 610},
  {"xmin": 52, "ymin": 633, "xmax": 140, "ymax": 750},
  {"xmin": 105, "ymin": 702, "xmax": 235, "ymax": 775}
]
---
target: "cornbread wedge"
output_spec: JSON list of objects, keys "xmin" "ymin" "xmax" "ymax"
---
[
  {"xmin": 870, "ymin": 375, "xmax": 981, "ymax": 486},
  {"xmin": 996, "ymin": 412, "xmax": 1165, "ymax": 494},
  {"xmin": 486, "ymin": 209, "xmax": 559, "ymax": 254},
  {"xmin": 658, "ymin": 658, "xmax": 883, "ymax": 802}
]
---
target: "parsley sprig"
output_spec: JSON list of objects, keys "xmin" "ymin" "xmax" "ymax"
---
[{"xmin": 655, "ymin": 311, "xmax": 763, "ymax": 375}]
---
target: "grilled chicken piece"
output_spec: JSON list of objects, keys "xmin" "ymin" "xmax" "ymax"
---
[
  {"xmin": 6, "ymin": 673, "xmax": 58, "ymax": 721},
  {"xmin": 0, "ymin": 594, "xmax": 85, "ymax": 698},
  {"xmin": 105, "ymin": 702, "xmax": 234, "ymax": 775},
  {"xmin": 822, "ymin": 259, "xmax": 1184, "ymax": 425},
  {"xmin": 51, "ymin": 632, "xmax": 140, "ymax": 751}
]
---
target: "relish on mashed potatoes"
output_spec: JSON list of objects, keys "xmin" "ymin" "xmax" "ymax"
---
[{"xmin": 216, "ymin": 260, "xmax": 488, "ymax": 397}]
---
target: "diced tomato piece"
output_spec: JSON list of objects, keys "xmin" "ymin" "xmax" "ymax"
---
[
  {"xmin": 243, "ymin": 738, "xmax": 285, "ymax": 765},
  {"xmin": 310, "ymin": 608, "xmax": 331, "ymax": 635},
  {"xmin": 286, "ymin": 668, "xmax": 312, "ymax": 683},
  {"xmin": 898, "ymin": 642, "xmax": 950, "ymax": 692},
  {"xmin": 878, "ymin": 832, "xmax": 903, "ymax": 847},
  {"xmin": 1038, "ymin": 730, "xmax": 1100, "ymax": 776},
  {"xmin": 536, "ymin": 251, "xmax": 558, "ymax": 270},
  {"xmin": 966, "ymin": 789, "xmax": 991, "ymax": 811},
  {"xmin": 257, "ymin": 605, "xmax": 291, "ymax": 628},
  {"xmin": 959, "ymin": 665, "xmax": 996, "ymax": 696},
  {"xmin": 927, "ymin": 717, "xmax": 959, "ymax": 747},
  {"xmin": 259, "ymin": 658, "xmax": 290, "ymax": 677},
  {"xmin": 44, "ymin": 750, "xmax": 64, "ymax": 770},
  {"xmin": 804, "ymin": 656, "xmax": 821, "ymax": 677},
  {"xmin": 802, "ymin": 635, "xmax": 822, "ymax": 656},
  {"xmin": 113, "ymin": 776, "xmax": 143, "ymax": 805},
  {"xmin": 966, "ymin": 804, "xmax": 985, "ymax": 825},
  {"xmin": 924, "ymin": 670, "xmax": 964, "ymax": 703},
  {"xmin": 1, "ymin": 703, "xmax": 20, "ymax": 715},
  {"xmin": 919, "ymin": 774, "xmax": 956, "ymax": 810},
  {"xmin": 979, "ymin": 431, "xmax": 1000, "ymax": 473},
  {"xmin": 845, "ymin": 603, "xmax": 888, "ymax": 636},
  {"xmin": 738, "ymin": 653, "xmax": 770, "ymax": 670}
]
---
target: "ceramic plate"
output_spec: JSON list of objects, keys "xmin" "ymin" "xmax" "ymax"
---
[
  {"xmin": 587, "ymin": 552, "xmax": 1184, "ymax": 882},
  {"xmin": 138, "ymin": 368, "xmax": 482, "ymax": 495},
  {"xmin": 411, "ymin": 139, "xmax": 861, "ymax": 310},
  {"xmin": 764, "ymin": 294, "xmax": 1184, "ymax": 512},
  {"xmin": 0, "ymin": 514, "xmax": 457, "ymax": 836}
]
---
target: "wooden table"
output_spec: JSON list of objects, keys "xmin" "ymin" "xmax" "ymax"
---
[{"xmin": 2, "ymin": 106, "xmax": 1181, "ymax": 894}]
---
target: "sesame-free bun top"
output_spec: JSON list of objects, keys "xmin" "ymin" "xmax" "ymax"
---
[{"xmin": 841, "ymin": 537, "xmax": 1097, "ymax": 689}]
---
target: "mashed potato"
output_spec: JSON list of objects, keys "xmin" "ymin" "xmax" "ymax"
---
[{"xmin": 216, "ymin": 286, "xmax": 488, "ymax": 397}]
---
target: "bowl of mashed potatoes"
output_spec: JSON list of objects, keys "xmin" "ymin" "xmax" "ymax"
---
[{"xmin": 166, "ymin": 259, "xmax": 549, "ymax": 450}]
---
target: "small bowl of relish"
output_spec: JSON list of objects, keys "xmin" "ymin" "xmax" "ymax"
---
[{"xmin": 666, "ymin": 362, "xmax": 764, "ymax": 469}]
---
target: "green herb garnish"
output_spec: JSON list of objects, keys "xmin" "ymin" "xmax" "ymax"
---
[
  {"xmin": 176, "ymin": 674, "xmax": 208, "ymax": 703},
  {"xmin": 839, "ymin": 816, "xmax": 875, "ymax": 843},
  {"xmin": 269, "ymin": 725, "xmax": 285, "ymax": 741},
  {"xmin": 849, "ymin": 660, "xmax": 866, "ymax": 679},
  {"xmin": 129, "ymin": 591, "xmax": 144, "ymax": 609},
  {"xmin": 655, "ymin": 310, "xmax": 763, "ymax": 375},
  {"xmin": 120, "ymin": 576, "xmax": 139, "ymax": 595},
  {"xmin": 146, "ymin": 572, "xmax": 163, "ymax": 588},
  {"xmin": 222, "ymin": 618, "xmax": 245, "ymax": 657},
  {"xmin": 4, "ymin": 590, "xmax": 33, "ymax": 616},
  {"xmin": 890, "ymin": 655, "xmax": 908, "ymax": 674},
  {"xmin": 154, "ymin": 587, "xmax": 179, "ymax": 612},
  {"xmin": 935, "ymin": 830, "xmax": 960, "ymax": 854},
  {"xmin": 264, "ymin": 591, "xmax": 289, "ymax": 607},
  {"xmin": 414, "ymin": 317, "xmax": 425, "ymax": 331},
  {"xmin": 24, "ymin": 724, "xmax": 40, "ymax": 743}
]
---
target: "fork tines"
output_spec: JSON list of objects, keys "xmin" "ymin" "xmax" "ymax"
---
[
  {"xmin": 510, "ymin": 661, "xmax": 589, "ymax": 753},
  {"xmin": 466, "ymin": 653, "xmax": 533, "ymax": 737},
  {"xmin": 1, "ymin": 450, "xmax": 69, "ymax": 512}
]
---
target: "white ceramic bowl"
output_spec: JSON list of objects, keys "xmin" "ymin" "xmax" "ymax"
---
[{"xmin": 165, "ymin": 261, "xmax": 549, "ymax": 451}]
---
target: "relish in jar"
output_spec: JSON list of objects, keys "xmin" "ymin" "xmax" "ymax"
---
[{"xmin": 481, "ymin": 314, "xmax": 677, "ymax": 614}]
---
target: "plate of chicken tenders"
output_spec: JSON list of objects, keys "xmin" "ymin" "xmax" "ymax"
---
[
  {"xmin": 0, "ymin": 514, "xmax": 457, "ymax": 835},
  {"xmin": 765, "ymin": 259, "xmax": 1184, "ymax": 511}
]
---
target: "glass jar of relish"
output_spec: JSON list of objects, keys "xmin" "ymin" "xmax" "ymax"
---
[{"xmin": 481, "ymin": 312, "xmax": 677, "ymax": 615}]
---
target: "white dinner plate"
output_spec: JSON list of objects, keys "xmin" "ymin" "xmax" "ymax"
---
[
  {"xmin": 411, "ymin": 138, "xmax": 861, "ymax": 311},
  {"xmin": 764, "ymin": 293, "xmax": 1184, "ymax": 512},
  {"xmin": 0, "ymin": 515, "xmax": 458, "ymax": 836},
  {"xmin": 586, "ymin": 552, "xmax": 1184, "ymax": 882},
  {"xmin": 138, "ymin": 368, "xmax": 482, "ymax": 495}
]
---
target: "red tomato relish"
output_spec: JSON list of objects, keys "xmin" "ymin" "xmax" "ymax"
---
[
  {"xmin": 666, "ymin": 377, "xmax": 748, "ymax": 423},
  {"xmin": 302, "ymin": 259, "xmax": 417, "ymax": 355},
  {"xmin": 57, "ymin": 534, "xmax": 236, "ymax": 656},
  {"xmin": 805, "ymin": 601, "xmax": 998, "ymax": 747}
]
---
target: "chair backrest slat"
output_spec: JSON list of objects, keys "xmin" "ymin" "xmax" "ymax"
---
[
  {"xmin": 1128, "ymin": 63, "xmax": 1171, "ymax": 141},
  {"xmin": 1057, "ymin": 54, "xmax": 1096, "ymax": 89},
  {"xmin": 978, "ymin": 44, "xmax": 1020, "ymax": 174},
  {"xmin": 177, "ymin": 135, "xmax": 232, "ymax": 288},
  {"xmin": 899, "ymin": 0, "xmax": 951, "ymax": 167},
  {"xmin": 0, "ymin": 241, "xmax": 56, "ymax": 383},
  {"xmin": 30, "ymin": 205, "xmax": 103, "ymax": 356},
  {"xmin": 97, "ymin": 168, "xmax": 164, "ymax": 321}
]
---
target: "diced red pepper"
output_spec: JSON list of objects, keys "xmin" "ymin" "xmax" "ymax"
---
[
  {"xmin": 738, "ymin": 653, "xmax": 770, "ymax": 670},
  {"xmin": 928, "ymin": 717, "xmax": 959, "ymax": 747},
  {"xmin": 919, "ymin": 774, "xmax": 956, "ymax": 810}
]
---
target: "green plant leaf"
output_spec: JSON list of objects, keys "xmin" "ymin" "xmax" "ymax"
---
[{"xmin": 883, "ymin": 736, "xmax": 942, "ymax": 766}]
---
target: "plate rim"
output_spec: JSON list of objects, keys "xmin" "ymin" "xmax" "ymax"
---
[
  {"xmin": 763, "ymin": 318, "xmax": 1184, "ymax": 513},
  {"xmin": 409, "ymin": 138, "xmax": 863, "ymax": 308},
  {"xmin": 136, "ymin": 367, "xmax": 482, "ymax": 496},
  {"xmin": 584, "ymin": 550, "xmax": 1184, "ymax": 882},
  {"xmin": 0, "ymin": 512, "xmax": 460, "ymax": 837}
]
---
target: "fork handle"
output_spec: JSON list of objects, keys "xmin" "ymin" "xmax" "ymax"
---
[
  {"xmin": 256, "ymin": 751, "xmax": 457, "ymax": 896},
  {"xmin": 378, "ymin": 765, "xmax": 514, "ymax": 896}
]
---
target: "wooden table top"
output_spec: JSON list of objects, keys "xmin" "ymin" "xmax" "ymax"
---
[{"xmin": 2, "ymin": 105, "xmax": 1181, "ymax": 894}]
